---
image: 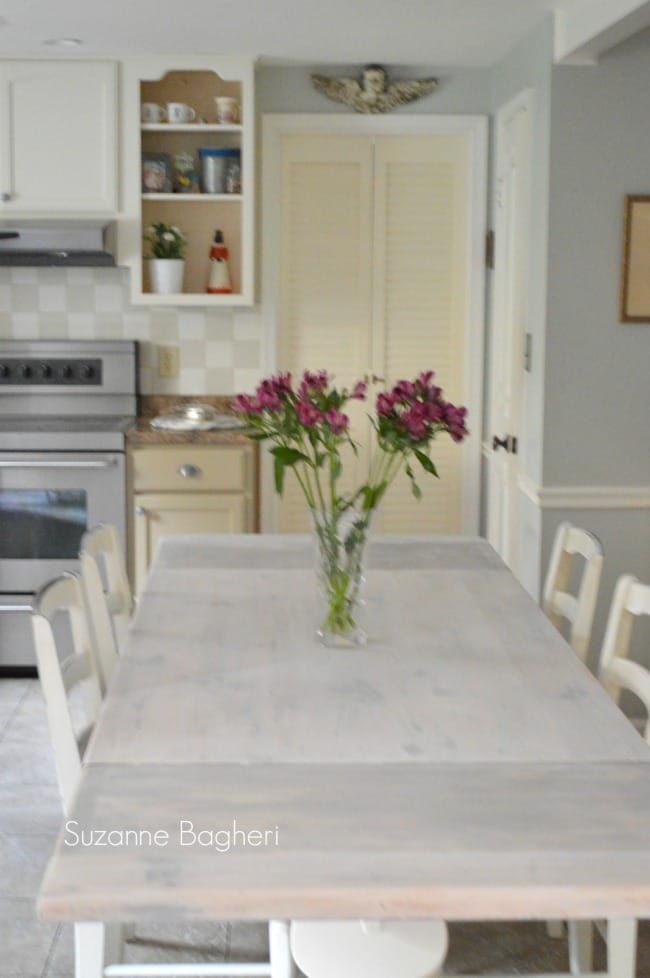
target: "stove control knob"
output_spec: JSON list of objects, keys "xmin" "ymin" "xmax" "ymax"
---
[
  {"xmin": 0, "ymin": 364, "xmax": 9, "ymax": 379},
  {"xmin": 39, "ymin": 363, "xmax": 52, "ymax": 380},
  {"xmin": 60, "ymin": 364, "xmax": 74, "ymax": 380},
  {"xmin": 20, "ymin": 364, "xmax": 32, "ymax": 379},
  {"xmin": 80, "ymin": 363, "xmax": 94, "ymax": 380}
]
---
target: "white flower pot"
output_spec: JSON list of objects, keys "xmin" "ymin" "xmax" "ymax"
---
[{"xmin": 148, "ymin": 259, "xmax": 185, "ymax": 294}]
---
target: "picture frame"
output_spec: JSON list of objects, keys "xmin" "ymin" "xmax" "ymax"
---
[
  {"xmin": 142, "ymin": 152, "xmax": 173, "ymax": 194},
  {"xmin": 620, "ymin": 194, "xmax": 650, "ymax": 322}
]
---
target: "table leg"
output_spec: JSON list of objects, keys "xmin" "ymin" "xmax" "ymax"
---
[
  {"xmin": 75, "ymin": 921, "xmax": 125, "ymax": 978},
  {"xmin": 568, "ymin": 921, "xmax": 594, "ymax": 974},
  {"xmin": 269, "ymin": 920, "xmax": 296, "ymax": 978},
  {"xmin": 607, "ymin": 919, "xmax": 637, "ymax": 978}
]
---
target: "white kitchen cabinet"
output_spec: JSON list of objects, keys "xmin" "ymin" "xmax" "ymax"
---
[
  {"xmin": 119, "ymin": 56, "xmax": 254, "ymax": 305},
  {"xmin": 0, "ymin": 60, "xmax": 118, "ymax": 215},
  {"xmin": 129, "ymin": 444, "xmax": 257, "ymax": 594}
]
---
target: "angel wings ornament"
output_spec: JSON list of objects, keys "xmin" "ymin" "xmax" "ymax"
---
[{"xmin": 311, "ymin": 64, "xmax": 438, "ymax": 114}]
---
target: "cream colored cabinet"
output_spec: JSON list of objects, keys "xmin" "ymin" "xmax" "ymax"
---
[
  {"xmin": 119, "ymin": 56, "xmax": 254, "ymax": 305},
  {"xmin": 0, "ymin": 60, "xmax": 118, "ymax": 214},
  {"xmin": 277, "ymin": 132, "xmax": 471, "ymax": 535},
  {"xmin": 129, "ymin": 444, "xmax": 256, "ymax": 594}
]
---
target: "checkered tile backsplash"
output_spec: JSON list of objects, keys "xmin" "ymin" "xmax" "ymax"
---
[{"xmin": 0, "ymin": 266, "xmax": 265, "ymax": 396}]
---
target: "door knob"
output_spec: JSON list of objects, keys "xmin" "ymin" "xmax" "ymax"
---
[
  {"xmin": 135, "ymin": 505, "xmax": 146, "ymax": 516},
  {"xmin": 1, "ymin": 192, "xmax": 12, "ymax": 202},
  {"xmin": 178, "ymin": 463, "xmax": 202, "ymax": 478}
]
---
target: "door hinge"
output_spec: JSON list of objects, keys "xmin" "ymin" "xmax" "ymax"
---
[{"xmin": 485, "ymin": 230, "xmax": 495, "ymax": 270}]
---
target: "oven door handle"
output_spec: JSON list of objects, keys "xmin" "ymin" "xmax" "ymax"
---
[{"xmin": 0, "ymin": 459, "xmax": 117, "ymax": 469}]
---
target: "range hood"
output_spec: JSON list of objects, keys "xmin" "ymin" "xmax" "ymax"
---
[{"xmin": 0, "ymin": 220, "xmax": 116, "ymax": 267}]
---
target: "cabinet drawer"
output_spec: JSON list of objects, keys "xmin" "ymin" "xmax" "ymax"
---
[{"xmin": 131, "ymin": 446, "xmax": 249, "ymax": 492}]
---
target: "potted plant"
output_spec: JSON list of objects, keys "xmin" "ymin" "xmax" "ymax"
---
[{"xmin": 143, "ymin": 222, "xmax": 187, "ymax": 294}]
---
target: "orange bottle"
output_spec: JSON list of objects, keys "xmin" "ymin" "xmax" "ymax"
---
[{"xmin": 206, "ymin": 230, "xmax": 232, "ymax": 294}]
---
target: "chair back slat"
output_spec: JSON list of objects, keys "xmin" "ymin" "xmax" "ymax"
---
[
  {"xmin": 598, "ymin": 574, "xmax": 650, "ymax": 738},
  {"xmin": 80, "ymin": 523, "xmax": 133, "ymax": 651},
  {"xmin": 79, "ymin": 550, "xmax": 120, "ymax": 696},
  {"xmin": 542, "ymin": 521, "xmax": 603, "ymax": 662}
]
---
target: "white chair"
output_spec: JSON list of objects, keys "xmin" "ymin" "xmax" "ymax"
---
[
  {"xmin": 290, "ymin": 919, "xmax": 448, "ymax": 978},
  {"xmin": 32, "ymin": 573, "xmax": 103, "ymax": 810},
  {"xmin": 542, "ymin": 521, "xmax": 603, "ymax": 663},
  {"xmin": 32, "ymin": 573, "xmax": 293, "ymax": 978},
  {"xmin": 564, "ymin": 575, "xmax": 650, "ymax": 974},
  {"xmin": 598, "ymin": 574, "xmax": 650, "ymax": 741},
  {"xmin": 80, "ymin": 523, "xmax": 133, "ymax": 650},
  {"xmin": 543, "ymin": 523, "xmax": 603, "ymax": 942}
]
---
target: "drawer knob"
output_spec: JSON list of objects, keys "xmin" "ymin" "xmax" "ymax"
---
[
  {"xmin": 135, "ymin": 505, "xmax": 146, "ymax": 516},
  {"xmin": 178, "ymin": 463, "xmax": 202, "ymax": 478}
]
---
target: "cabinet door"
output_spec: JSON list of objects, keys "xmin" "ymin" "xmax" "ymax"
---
[
  {"xmin": 278, "ymin": 135, "xmax": 374, "ymax": 532},
  {"xmin": 372, "ymin": 135, "xmax": 469, "ymax": 534},
  {"xmin": 133, "ymin": 493, "xmax": 246, "ymax": 594},
  {"xmin": 0, "ymin": 61, "xmax": 117, "ymax": 213},
  {"xmin": 277, "ymin": 132, "xmax": 470, "ymax": 535}
]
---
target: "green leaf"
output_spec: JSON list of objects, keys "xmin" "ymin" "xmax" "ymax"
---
[
  {"xmin": 405, "ymin": 464, "xmax": 422, "ymax": 500},
  {"xmin": 270, "ymin": 446, "xmax": 311, "ymax": 466},
  {"xmin": 274, "ymin": 456, "xmax": 286, "ymax": 495},
  {"xmin": 414, "ymin": 449, "xmax": 439, "ymax": 477}
]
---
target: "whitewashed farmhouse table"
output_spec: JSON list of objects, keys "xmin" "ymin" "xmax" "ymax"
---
[{"xmin": 39, "ymin": 536, "xmax": 650, "ymax": 978}]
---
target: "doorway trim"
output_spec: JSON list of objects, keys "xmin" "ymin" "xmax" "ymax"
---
[{"xmin": 261, "ymin": 112, "xmax": 488, "ymax": 534}]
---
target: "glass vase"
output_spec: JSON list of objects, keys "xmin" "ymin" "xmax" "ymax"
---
[{"xmin": 311, "ymin": 506, "xmax": 373, "ymax": 648}]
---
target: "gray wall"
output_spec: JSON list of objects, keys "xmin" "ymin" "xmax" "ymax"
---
[
  {"xmin": 542, "ymin": 29, "xmax": 650, "ymax": 664},
  {"xmin": 545, "ymin": 30, "xmax": 650, "ymax": 487}
]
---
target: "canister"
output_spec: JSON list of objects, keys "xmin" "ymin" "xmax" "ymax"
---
[{"xmin": 199, "ymin": 148, "xmax": 241, "ymax": 194}]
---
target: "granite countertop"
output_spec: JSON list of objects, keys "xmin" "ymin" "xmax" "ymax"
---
[{"xmin": 127, "ymin": 395, "xmax": 253, "ymax": 447}]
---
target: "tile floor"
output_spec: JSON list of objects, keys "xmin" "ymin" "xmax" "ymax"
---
[{"xmin": 1, "ymin": 677, "xmax": 649, "ymax": 977}]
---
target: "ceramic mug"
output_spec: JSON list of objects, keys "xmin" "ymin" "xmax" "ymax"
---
[
  {"xmin": 214, "ymin": 96, "xmax": 239, "ymax": 124},
  {"xmin": 167, "ymin": 102, "xmax": 196, "ymax": 124},
  {"xmin": 141, "ymin": 102, "xmax": 167, "ymax": 123}
]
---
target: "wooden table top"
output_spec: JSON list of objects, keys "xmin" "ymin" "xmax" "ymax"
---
[{"xmin": 39, "ymin": 536, "xmax": 650, "ymax": 923}]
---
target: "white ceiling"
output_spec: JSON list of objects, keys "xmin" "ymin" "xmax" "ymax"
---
[{"xmin": 0, "ymin": 0, "xmax": 572, "ymax": 66}]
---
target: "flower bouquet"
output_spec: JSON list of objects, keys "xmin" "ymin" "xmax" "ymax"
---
[{"xmin": 233, "ymin": 370, "xmax": 468, "ymax": 646}]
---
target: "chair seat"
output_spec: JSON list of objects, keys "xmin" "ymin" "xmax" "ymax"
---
[{"xmin": 290, "ymin": 919, "xmax": 448, "ymax": 978}]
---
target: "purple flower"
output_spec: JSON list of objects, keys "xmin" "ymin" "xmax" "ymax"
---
[
  {"xmin": 255, "ymin": 388, "xmax": 283, "ymax": 412},
  {"xmin": 271, "ymin": 372, "xmax": 293, "ymax": 395},
  {"xmin": 295, "ymin": 401, "xmax": 323, "ymax": 428},
  {"xmin": 231, "ymin": 394, "xmax": 258, "ymax": 415},
  {"xmin": 394, "ymin": 379, "xmax": 418, "ymax": 402},
  {"xmin": 299, "ymin": 370, "xmax": 330, "ymax": 398},
  {"xmin": 417, "ymin": 370, "xmax": 435, "ymax": 388},
  {"xmin": 376, "ymin": 391, "xmax": 397, "ymax": 417},
  {"xmin": 400, "ymin": 402, "xmax": 429, "ymax": 441},
  {"xmin": 443, "ymin": 403, "xmax": 469, "ymax": 442},
  {"xmin": 424, "ymin": 401, "xmax": 444, "ymax": 422},
  {"xmin": 350, "ymin": 380, "xmax": 367, "ymax": 401},
  {"xmin": 325, "ymin": 408, "xmax": 349, "ymax": 435}
]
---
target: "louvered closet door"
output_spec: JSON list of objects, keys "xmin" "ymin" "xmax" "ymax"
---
[
  {"xmin": 278, "ymin": 132, "xmax": 469, "ymax": 534},
  {"xmin": 372, "ymin": 135, "xmax": 468, "ymax": 534},
  {"xmin": 278, "ymin": 135, "xmax": 374, "ymax": 533}
]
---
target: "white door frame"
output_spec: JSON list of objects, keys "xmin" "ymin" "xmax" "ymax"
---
[
  {"xmin": 261, "ymin": 113, "xmax": 488, "ymax": 535},
  {"xmin": 485, "ymin": 89, "xmax": 533, "ymax": 575}
]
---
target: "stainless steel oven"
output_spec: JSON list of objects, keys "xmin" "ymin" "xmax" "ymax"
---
[{"xmin": 0, "ymin": 340, "xmax": 137, "ymax": 672}]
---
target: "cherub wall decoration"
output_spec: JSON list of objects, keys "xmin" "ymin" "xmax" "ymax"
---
[{"xmin": 311, "ymin": 64, "xmax": 438, "ymax": 114}]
